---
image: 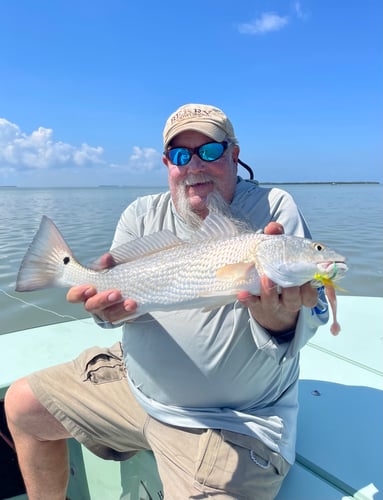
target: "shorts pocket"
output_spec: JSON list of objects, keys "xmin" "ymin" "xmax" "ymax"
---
[
  {"xmin": 194, "ymin": 429, "xmax": 289, "ymax": 498},
  {"xmin": 221, "ymin": 430, "xmax": 290, "ymax": 477},
  {"xmin": 80, "ymin": 342, "xmax": 126, "ymax": 384}
]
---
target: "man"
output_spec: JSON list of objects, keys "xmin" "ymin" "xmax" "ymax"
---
[{"xmin": 5, "ymin": 103, "xmax": 327, "ymax": 499}]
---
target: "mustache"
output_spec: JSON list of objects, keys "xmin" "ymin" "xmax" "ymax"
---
[{"xmin": 180, "ymin": 174, "xmax": 215, "ymax": 187}]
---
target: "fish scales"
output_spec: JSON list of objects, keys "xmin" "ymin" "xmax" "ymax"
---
[{"xmin": 88, "ymin": 234, "xmax": 263, "ymax": 304}]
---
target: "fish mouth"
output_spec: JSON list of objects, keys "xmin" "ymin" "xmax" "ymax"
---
[{"xmin": 316, "ymin": 261, "xmax": 348, "ymax": 281}]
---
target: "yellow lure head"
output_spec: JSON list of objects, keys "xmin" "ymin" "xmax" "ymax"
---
[{"xmin": 313, "ymin": 273, "xmax": 346, "ymax": 292}]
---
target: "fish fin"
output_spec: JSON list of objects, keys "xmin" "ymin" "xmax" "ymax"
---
[
  {"xmin": 199, "ymin": 277, "xmax": 262, "ymax": 303},
  {"xmin": 16, "ymin": 216, "xmax": 75, "ymax": 291},
  {"xmin": 89, "ymin": 214, "xmax": 241, "ymax": 268},
  {"xmin": 202, "ymin": 299, "xmax": 237, "ymax": 312},
  {"xmin": 189, "ymin": 214, "xmax": 241, "ymax": 242},
  {"xmin": 216, "ymin": 263, "xmax": 255, "ymax": 282},
  {"xmin": 199, "ymin": 294, "xmax": 238, "ymax": 311},
  {"xmin": 212, "ymin": 263, "xmax": 262, "ymax": 296},
  {"xmin": 89, "ymin": 231, "xmax": 183, "ymax": 268}
]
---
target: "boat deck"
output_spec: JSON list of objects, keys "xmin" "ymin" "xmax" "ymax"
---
[{"xmin": 1, "ymin": 296, "xmax": 382, "ymax": 500}]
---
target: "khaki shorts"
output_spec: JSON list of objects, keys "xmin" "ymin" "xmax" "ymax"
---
[{"xmin": 28, "ymin": 342, "xmax": 290, "ymax": 499}]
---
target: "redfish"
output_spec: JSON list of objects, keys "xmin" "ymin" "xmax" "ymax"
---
[{"xmin": 16, "ymin": 215, "xmax": 347, "ymax": 330}]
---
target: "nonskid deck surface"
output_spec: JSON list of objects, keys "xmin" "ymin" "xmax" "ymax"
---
[{"xmin": 1, "ymin": 296, "xmax": 382, "ymax": 500}]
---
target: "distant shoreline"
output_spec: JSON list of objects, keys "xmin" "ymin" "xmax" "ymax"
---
[
  {"xmin": 0, "ymin": 181, "xmax": 381, "ymax": 188},
  {"xmin": 259, "ymin": 181, "xmax": 381, "ymax": 185}
]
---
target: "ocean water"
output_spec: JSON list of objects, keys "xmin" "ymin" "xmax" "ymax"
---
[{"xmin": 1, "ymin": 183, "xmax": 382, "ymax": 335}]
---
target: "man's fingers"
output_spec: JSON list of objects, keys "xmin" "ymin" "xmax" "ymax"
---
[
  {"xmin": 264, "ymin": 222, "xmax": 284, "ymax": 235},
  {"xmin": 301, "ymin": 282, "xmax": 319, "ymax": 308},
  {"xmin": 98, "ymin": 253, "xmax": 116, "ymax": 269},
  {"xmin": 94, "ymin": 298, "xmax": 138, "ymax": 324},
  {"xmin": 83, "ymin": 289, "xmax": 123, "ymax": 313},
  {"xmin": 280, "ymin": 286, "xmax": 302, "ymax": 312},
  {"xmin": 66, "ymin": 285, "xmax": 97, "ymax": 303},
  {"xmin": 90, "ymin": 252, "xmax": 116, "ymax": 271}
]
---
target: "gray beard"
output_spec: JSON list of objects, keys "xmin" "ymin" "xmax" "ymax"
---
[{"xmin": 175, "ymin": 176, "xmax": 232, "ymax": 229}]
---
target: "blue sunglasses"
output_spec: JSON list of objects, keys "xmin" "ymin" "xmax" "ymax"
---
[{"xmin": 165, "ymin": 141, "xmax": 229, "ymax": 167}]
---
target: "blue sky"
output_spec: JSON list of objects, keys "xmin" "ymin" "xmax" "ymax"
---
[{"xmin": 0, "ymin": 0, "xmax": 381, "ymax": 187}]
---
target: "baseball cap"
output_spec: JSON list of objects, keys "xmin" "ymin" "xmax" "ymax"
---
[{"xmin": 163, "ymin": 103, "xmax": 238, "ymax": 148}]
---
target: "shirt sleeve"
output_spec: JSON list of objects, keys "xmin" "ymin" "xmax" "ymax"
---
[
  {"xmin": 248, "ymin": 287, "xmax": 329, "ymax": 363},
  {"xmin": 267, "ymin": 188, "xmax": 311, "ymax": 238}
]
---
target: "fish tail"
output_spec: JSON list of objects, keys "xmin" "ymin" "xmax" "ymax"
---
[{"xmin": 15, "ymin": 216, "xmax": 75, "ymax": 292}]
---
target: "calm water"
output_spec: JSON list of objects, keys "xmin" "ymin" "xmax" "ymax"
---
[{"xmin": 1, "ymin": 184, "xmax": 382, "ymax": 335}]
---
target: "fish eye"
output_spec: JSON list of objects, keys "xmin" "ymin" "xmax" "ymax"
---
[
  {"xmin": 63, "ymin": 256, "xmax": 70, "ymax": 265},
  {"xmin": 313, "ymin": 243, "xmax": 324, "ymax": 251}
]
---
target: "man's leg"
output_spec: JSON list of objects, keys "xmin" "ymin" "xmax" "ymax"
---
[{"xmin": 5, "ymin": 377, "xmax": 71, "ymax": 500}]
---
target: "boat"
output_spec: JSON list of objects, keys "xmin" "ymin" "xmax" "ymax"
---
[{"xmin": 1, "ymin": 295, "xmax": 382, "ymax": 500}]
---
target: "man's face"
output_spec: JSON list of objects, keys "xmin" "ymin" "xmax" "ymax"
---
[{"xmin": 162, "ymin": 130, "xmax": 239, "ymax": 221}]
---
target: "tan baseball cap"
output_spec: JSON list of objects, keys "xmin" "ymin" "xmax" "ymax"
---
[{"xmin": 163, "ymin": 103, "xmax": 238, "ymax": 148}]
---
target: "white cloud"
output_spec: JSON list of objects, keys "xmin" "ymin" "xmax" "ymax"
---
[
  {"xmin": 238, "ymin": 12, "xmax": 289, "ymax": 35},
  {"xmin": 129, "ymin": 146, "xmax": 162, "ymax": 171},
  {"xmin": 293, "ymin": 2, "xmax": 308, "ymax": 20},
  {"xmin": 0, "ymin": 118, "xmax": 164, "ymax": 182},
  {"xmin": 110, "ymin": 146, "xmax": 162, "ymax": 172},
  {"xmin": 0, "ymin": 118, "xmax": 105, "ymax": 171}
]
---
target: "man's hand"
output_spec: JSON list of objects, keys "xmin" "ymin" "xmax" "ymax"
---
[
  {"xmin": 66, "ymin": 252, "xmax": 137, "ymax": 323},
  {"xmin": 237, "ymin": 222, "xmax": 318, "ymax": 333}
]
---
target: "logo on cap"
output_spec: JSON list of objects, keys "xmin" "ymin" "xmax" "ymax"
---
[{"xmin": 170, "ymin": 107, "xmax": 214, "ymax": 125}]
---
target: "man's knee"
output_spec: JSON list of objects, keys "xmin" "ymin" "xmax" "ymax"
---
[
  {"xmin": 5, "ymin": 378, "xmax": 38, "ymax": 423},
  {"xmin": 4, "ymin": 377, "xmax": 70, "ymax": 440}
]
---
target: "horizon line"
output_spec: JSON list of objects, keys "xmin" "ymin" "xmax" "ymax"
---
[{"xmin": 0, "ymin": 181, "xmax": 381, "ymax": 189}]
